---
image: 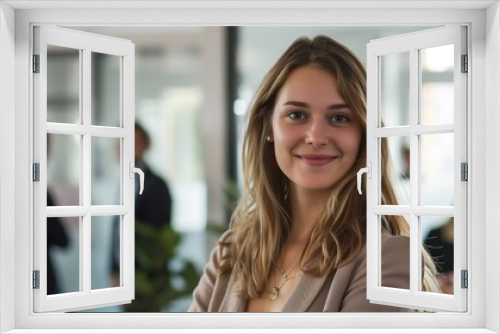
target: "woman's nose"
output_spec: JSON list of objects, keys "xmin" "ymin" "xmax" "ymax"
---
[{"xmin": 305, "ymin": 120, "xmax": 329, "ymax": 147}]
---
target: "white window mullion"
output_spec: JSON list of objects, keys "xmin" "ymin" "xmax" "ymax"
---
[
  {"xmin": 90, "ymin": 126, "xmax": 128, "ymax": 138},
  {"xmin": 46, "ymin": 206, "xmax": 134, "ymax": 217},
  {"xmin": 46, "ymin": 123, "xmax": 129, "ymax": 138},
  {"xmin": 82, "ymin": 47, "xmax": 92, "ymax": 296},
  {"xmin": 409, "ymin": 46, "xmax": 419, "ymax": 295},
  {"xmin": 414, "ymin": 124, "xmax": 454, "ymax": 135},
  {"xmin": 47, "ymin": 123, "xmax": 87, "ymax": 135},
  {"xmin": 81, "ymin": 214, "xmax": 91, "ymax": 294},
  {"xmin": 90, "ymin": 206, "xmax": 129, "ymax": 216},
  {"xmin": 46, "ymin": 206, "xmax": 89, "ymax": 217},
  {"xmin": 373, "ymin": 205, "xmax": 454, "ymax": 217},
  {"xmin": 374, "ymin": 124, "xmax": 454, "ymax": 137},
  {"xmin": 373, "ymin": 205, "xmax": 410, "ymax": 215},
  {"xmin": 373, "ymin": 127, "xmax": 411, "ymax": 137}
]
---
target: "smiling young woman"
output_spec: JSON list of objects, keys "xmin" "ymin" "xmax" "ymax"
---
[{"xmin": 188, "ymin": 35, "xmax": 440, "ymax": 313}]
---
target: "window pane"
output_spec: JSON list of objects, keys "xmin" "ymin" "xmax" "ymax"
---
[
  {"xmin": 381, "ymin": 52, "xmax": 410, "ymax": 127},
  {"xmin": 47, "ymin": 134, "xmax": 80, "ymax": 206},
  {"xmin": 380, "ymin": 215, "xmax": 410, "ymax": 291},
  {"xmin": 92, "ymin": 52, "xmax": 121, "ymax": 127},
  {"xmin": 384, "ymin": 136, "xmax": 410, "ymax": 205},
  {"xmin": 422, "ymin": 216, "xmax": 454, "ymax": 295},
  {"xmin": 47, "ymin": 44, "xmax": 80, "ymax": 124},
  {"xmin": 47, "ymin": 216, "xmax": 80, "ymax": 295},
  {"xmin": 91, "ymin": 137, "xmax": 120, "ymax": 205},
  {"xmin": 420, "ymin": 133, "xmax": 454, "ymax": 206},
  {"xmin": 421, "ymin": 45, "xmax": 454, "ymax": 125},
  {"xmin": 92, "ymin": 215, "xmax": 120, "ymax": 290}
]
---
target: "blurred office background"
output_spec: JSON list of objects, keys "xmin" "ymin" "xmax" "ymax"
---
[{"xmin": 45, "ymin": 26, "xmax": 456, "ymax": 312}]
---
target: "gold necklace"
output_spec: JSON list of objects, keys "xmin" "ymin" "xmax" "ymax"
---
[{"xmin": 268, "ymin": 263, "xmax": 299, "ymax": 300}]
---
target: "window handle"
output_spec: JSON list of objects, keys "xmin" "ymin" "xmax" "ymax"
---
[
  {"xmin": 129, "ymin": 162, "xmax": 144, "ymax": 195},
  {"xmin": 357, "ymin": 162, "xmax": 371, "ymax": 195}
]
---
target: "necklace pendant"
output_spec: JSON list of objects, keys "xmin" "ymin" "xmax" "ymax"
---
[{"xmin": 269, "ymin": 287, "xmax": 280, "ymax": 300}]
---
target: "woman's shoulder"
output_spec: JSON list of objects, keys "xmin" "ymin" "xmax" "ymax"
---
[
  {"xmin": 206, "ymin": 229, "xmax": 234, "ymax": 266},
  {"xmin": 347, "ymin": 233, "xmax": 410, "ymax": 282},
  {"xmin": 330, "ymin": 233, "xmax": 411, "ymax": 311},
  {"xmin": 352, "ymin": 233, "xmax": 409, "ymax": 263},
  {"xmin": 381, "ymin": 232, "xmax": 410, "ymax": 249},
  {"xmin": 187, "ymin": 229, "xmax": 233, "ymax": 312},
  {"xmin": 380, "ymin": 233, "xmax": 410, "ymax": 289}
]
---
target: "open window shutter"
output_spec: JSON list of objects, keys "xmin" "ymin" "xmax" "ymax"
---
[
  {"xmin": 365, "ymin": 26, "xmax": 467, "ymax": 312},
  {"xmin": 33, "ymin": 26, "xmax": 135, "ymax": 312}
]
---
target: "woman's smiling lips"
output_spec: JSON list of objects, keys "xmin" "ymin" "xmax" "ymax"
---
[{"xmin": 297, "ymin": 154, "xmax": 337, "ymax": 166}]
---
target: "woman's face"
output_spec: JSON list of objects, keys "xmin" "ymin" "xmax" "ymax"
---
[{"xmin": 271, "ymin": 64, "xmax": 362, "ymax": 194}]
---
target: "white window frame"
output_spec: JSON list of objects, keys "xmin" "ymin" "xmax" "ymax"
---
[
  {"xmin": 365, "ymin": 26, "xmax": 468, "ymax": 312},
  {"xmin": 0, "ymin": 1, "xmax": 499, "ymax": 333},
  {"xmin": 33, "ymin": 25, "xmax": 136, "ymax": 312}
]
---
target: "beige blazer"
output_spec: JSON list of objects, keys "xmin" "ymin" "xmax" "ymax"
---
[{"xmin": 188, "ymin": 232, "xmax": 411, "ymax": 312}]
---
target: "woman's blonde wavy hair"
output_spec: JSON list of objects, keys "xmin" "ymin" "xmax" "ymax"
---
[{"xmin": 219, "ymin": 35, "xmax": 440, "ymax": 299}]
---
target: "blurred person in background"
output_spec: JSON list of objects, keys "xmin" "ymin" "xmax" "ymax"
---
[
  {"xmin": 132, "ymin": 122, "xmax": 173, "ymax": 227},
  {"xmin": 112, "ymin": 123, "xmax": 173, "ymax": 310},
  {"xmin": 425, "ymin": 217, "xmax": 454, "ymax": 294}
]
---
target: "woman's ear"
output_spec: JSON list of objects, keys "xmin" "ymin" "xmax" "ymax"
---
[{"xmin": 267, "ymin": 127, "xmax": 274, "ymax": 143}]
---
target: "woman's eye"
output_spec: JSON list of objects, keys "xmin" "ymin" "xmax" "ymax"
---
[
  {"xmin": 286, "ymin": 111, "xmax": 306, "ymax": 120},
  {"xmin": 331, "ymin": 114, "xmax": 349, "ymax": 122}
]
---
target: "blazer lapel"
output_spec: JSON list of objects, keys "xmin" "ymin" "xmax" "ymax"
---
[
  {"xmin": 280, "ymin": 271, "xmax": 331, "ymax": 312},
  {"xmin": 219, "ymin": 292, "xmax": 248, "ymax": 312},
  {"xmin": 218, "ymin": 275, "xmax": 248, "ymax": 312}
]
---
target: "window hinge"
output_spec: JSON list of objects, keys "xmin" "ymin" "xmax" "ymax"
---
[
  {"xmin": 33, "ymin": 270, "xmax": 40, "ymax": 289},
  {"xmin": 461, "ymin": 162, "xmax": 468, "ymax": 181},
  {"xmin": 33, "ymin": 54, "xmax": 40, "ymax": 73},
  {"xmin": 461, "ymin": 270, "xmax": 468, "ymax": 289},
  {"xmin": 461, "ymin": 54, "xmax": 468, "ymax": 73},
  {"xmin": 33, "ymin": 163, "xmax": 40, "ymax": 182}
]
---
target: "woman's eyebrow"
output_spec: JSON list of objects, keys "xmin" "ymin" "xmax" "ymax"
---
[
  {"xmin": 328, "ymin": 104, "xmax": 350, "ymax": 111},
  {"xmin": 282, "ymin": 101, "xmax": 350, "ymax": 110}
]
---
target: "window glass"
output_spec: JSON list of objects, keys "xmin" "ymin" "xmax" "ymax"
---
[
  {"xmin": 91, "ymin": 136, "xmax": 120, "ymax": 206},
  {"xmin": 422, "ymin": 216, "xmax": 454, "ymax": 295},
  {"xmin": 384, "ymin": 136, "xmax": 410, "ymax": 205},
  {"xmin": 47, "ymin": 45, "xmax": 80, "ymax": 124},
  {"xmin": 47, "ymin": 216, "xmax": 80, "ymax": 295},
  {"xmin": 420, "ymin": 133, "xmax": 454, "ymax": 206},
  {"xmin": 421, "ymin": 45, "xmax": 454, "ymax": 125},
  {"xmin": 92, "ymin": 215, "xmax": 121, "ymax": 290},
  {"xmin": 381, "ymin": 52, "xmax": 410, "ymax": 127},
  {"xmin": 380, "ymin": 215, "xmax": 410, "ymax": 290},
  {"xmin": 47, "ymin": 134, "xmax": 80, "ymax": 206},
  {"xmin": 92, "ymin": 52, "xmax": 121, "ymax": 127}
]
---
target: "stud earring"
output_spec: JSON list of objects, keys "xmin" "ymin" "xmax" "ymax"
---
[{"xmin": 266, "ymin": 136, "xmax": 274, "ymax": 143}]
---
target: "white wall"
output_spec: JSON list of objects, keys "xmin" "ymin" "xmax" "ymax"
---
[
  {"xmin": 485, "ymin": 2, "xmax": 500, "ymax": 333},
  {"xmin": 0, "ymin": 2, "xmax": 16, "ymax": 333}
]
